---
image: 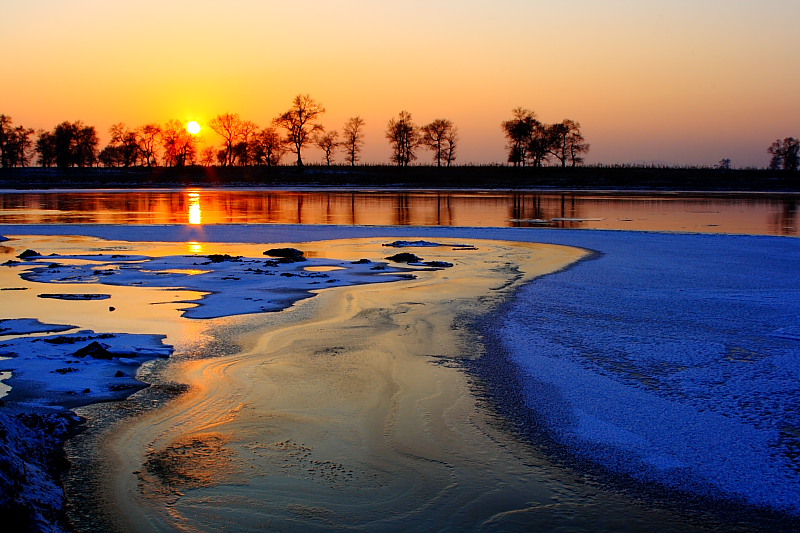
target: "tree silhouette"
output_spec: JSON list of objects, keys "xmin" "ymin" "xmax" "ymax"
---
[
  {"xmin": 135, "ymin": 124, "xmax": 161, "ymax": 167},
  {"xmin": 36, "ymin": 130, "xmax": 56, "ymax": 167},
  {"xmin": 386, "ymin": 111, "xmax": 419, "ymax": 167},
  {"xmin": 548, "ymin": 119, "xmax": 589, "ymax": 167},
  {"xmin": 250, "ymin": 127, "xmax": 285, "ymax": 166},
  {"xmin": 108, "ymin": 123, "xmax": 139, "ymax": 167},
  {"xmin": 526, "ymin": 122, "xmax": 553, "ymax": 167},
  {"xmin": 161, "ymin": 119, "xmax": 196, "ymax": 167},
  {"xmin": 0, "ymin": 116, "xmax": 35, "ymax": 168},
  {"xmin": 74, "ymin": 125, "xmax": 99, "ymax": 167},
  {"xmin": 0, "ymin": 115, "xmax": 9, "ymax": 166},
  {"xmin": 444, "ymin": 125, "xmax": 458, "ymax": 167},
  {"xmin": 199, "ymin": 146, "xmax": 216, "ymax": 167},
  {"xmin": 502, "ymin": 108, "xmax": 539, "ymax": 166},
  {"xmin": 420, "ymin": 119, "xmax": 457, "ymax": 167},
  {"xmin": 209, "ymin": 113, "xmax": 258, "ymax": 166},
  {"xmin": 50, "ymin": 121, "xmax": 98, "ymax": 168},
  {"xmin": 98, "ymin": 145, "xmax": 124, "ymax": 167},
  {"xmin": 567, "ymin": 132, "xmax": 590, "ymax": 167},
  {"xmin": 341, "ymin": 116, "xmax": 365, "ymax": 166},
  {"xmin": 273, "ymin": 94, "xmax": 325, "ymax": 167},
  {"xmin": 768, "ymin": 137, "xmax": 799, "ymax": 171},
  {"xmin": 314, "ymin": 130, "xmax": 339, "ymax": 165}
]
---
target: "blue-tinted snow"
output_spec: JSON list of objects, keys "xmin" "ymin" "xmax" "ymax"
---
[
  {"xmin": 2, "ymin": 225, "xmax": 798, "ymax": 515},
  {"xmin": 494, "ymin": 231, "xmax": 800, "ymax": 515}
]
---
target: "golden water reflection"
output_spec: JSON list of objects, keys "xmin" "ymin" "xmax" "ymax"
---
[
  {"xmin": 0, "ymin": 189, "xmax": 796, "ymax": 236},
  {"xmin": 188, "ymin": 192, "xmax": 202, "ymax": 225}
]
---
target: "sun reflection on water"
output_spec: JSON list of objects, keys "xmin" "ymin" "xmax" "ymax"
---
[
  {"xmin": 188, "ymin": 192, "xmax": 202, "ymax": 225},
  {"xmin": 187, "ymin": 241, "xmax": 205, "ymax": 255}
]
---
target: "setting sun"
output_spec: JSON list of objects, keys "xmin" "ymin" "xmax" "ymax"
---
[{"xmin": 187, "ymin": 121, "xmax": 201, "ymax": 135}]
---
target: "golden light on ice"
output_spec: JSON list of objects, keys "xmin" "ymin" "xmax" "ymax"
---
[
  {"xmin": 187, "ymin": 121, "xmax": 201, "ymax": 135},
  {"xmin": 187, "ymin": 241, "xmax": 205, "ymax": 254},
  {"xmin": 188, "ymin": 192, "xmax": 202, "ymax": 225}
]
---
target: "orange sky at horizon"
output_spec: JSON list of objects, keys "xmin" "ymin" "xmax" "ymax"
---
[{"xmin": 2, "ymin": 0, "xmax": 798, "ymax": 167}]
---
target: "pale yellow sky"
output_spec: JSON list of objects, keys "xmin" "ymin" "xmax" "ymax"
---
[{"xmin": 1, "ymin": 0, "xmax": 798, "ymax": 166}]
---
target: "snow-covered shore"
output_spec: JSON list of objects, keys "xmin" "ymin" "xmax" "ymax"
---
[
  {"xmin": 1, "ymin": 224, "xmax": 798, "ymax": 529},
  {"xmin": 482, "ymin": 230, "xmax": 800, "ymax": 517}
]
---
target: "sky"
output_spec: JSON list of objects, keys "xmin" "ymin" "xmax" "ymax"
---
[{"xmin": 1, "ymin": 0, "xmax": 798, "ymax": 167}]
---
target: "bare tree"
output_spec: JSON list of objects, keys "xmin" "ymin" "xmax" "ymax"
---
[
  {"xmin": 107, "ymin": 123, "xmax": 139, "ymax": 167},
  {"xmin": 386, "ymin": 111, "xmax": 419, "ymax": 167},
  {"xmin": 502, "ymin": 108, "xmax": 539, "ymax": 166},
  {"xmin": 526, "ymin": 122, "xmax": 553, "ymax": 167},
  {"xmin": 767, "ymin": 137, "xmax": 799, "ymax": 171},
  {"xmin": 199, "ymin": 146, "xmax": 217, "ymax": 167},
  {"xmin": 209, "ymin": 113, "xmax": 258, "ymax": 166},
  {"xmin": 36, "ymin": 130, "xmax": 56, "ymax": 167},
  {"xmin": 98, "ymin": 145, "xmax": 123, "ymax": 167},
  {"xmin": 161, "ymin": 119, "xmax": 196, "ymax": 167},
  {"xmin": 341, "ymin": 117, "xmax": 365, "ymax": 166},
  {"xmin": 420, "ymin": 119, "xmax": 456, "ymax": 167},
  {"xmin": 74, "ymin": 124, "xmax": 99, "ymax": 167},
  {"xmin": 444, "ymin": 125, "xmax": 458, "ymax": 167},
  {"xmin": 52, "ymin": 121, "xmax": 77, "ymax": 168},
  {"xmin": 314, "ymin": 130, "xmax": 339, "ymax": 165},
  {"xmin": 232, "ymin": 142, "xmax": 251, "ymax": 166},
  {"xmin": 273, "ymin": 94, "xmax": 325, "ymax": 167},
  {"xmin": 548, "ymin": 119, "xmax": 588, "ymax": 168},
  {"xmin": 0, "ymin": 116, "xmax": 35, "ymax": 168},
  {"xmin": 250, "ymin": 127, "xmax": 286, "ymax": 167},
  {"xmin": 0, "ymin": 115, "xmax": 10, "ymax": 166},
  {"xmin": 135, "ymin": 124, "xmax": 161, "ymax": 166},
  {"xmin": 50, "ymin": 121, "xmax": 98, "ymax": 168},
  {"xmin": 567, "ymin": 128, "xmax": 590, "ymax": 167}
]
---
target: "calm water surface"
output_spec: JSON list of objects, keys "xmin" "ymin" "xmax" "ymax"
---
[{"xmin": 0, "ymin": 189, "xmax": 796, "ymax": 235}]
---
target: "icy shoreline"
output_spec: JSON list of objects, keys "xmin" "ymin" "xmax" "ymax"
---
[
  {"xmin": 482, "ymin": 230, "xmax": 800, "ymax": 520},
  {"xmin": 0, "ymin": 233, "xmax": 462, "ymax": 532},
  {"xmin": 1, "ymin": 224, "xmax": 798, "ymax": 530}
]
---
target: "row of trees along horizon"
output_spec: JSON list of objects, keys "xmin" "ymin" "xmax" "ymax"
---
[
  {"xmin": 0, "ymin": 95, "xmax": 590, "ymax": 170},
  {"xmin": 0, "ymin": 94, "xmax": 797, "ymax": 171}
]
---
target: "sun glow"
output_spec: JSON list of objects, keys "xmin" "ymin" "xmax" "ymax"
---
[
  {"xmin": 187, "ymin": 121, "xmax": 201, "ymax": 135},
  {"xmin": 187, "ymin": 242, "xmax": 205, "ymax": 254},
  {"xmin": 188, "ymin": 192, "xmax": 202, "ymax": 224}
]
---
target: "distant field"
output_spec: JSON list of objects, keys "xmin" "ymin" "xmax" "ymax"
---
[{"xmin": 0, "ymin": 165, "xmax": 797, "ymax": 191}]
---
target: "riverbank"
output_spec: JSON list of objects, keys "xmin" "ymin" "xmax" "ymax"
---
[
  {"xmin": 0, "ymin": 233, "xmax": 585, "ymax": 531},
  {"xmin": 1, "ymin": 166, "xmax": 797, "ymax": 192},
  {"xmin": 1, "ymin": 225, "xmax": 798, "ymax": 532}
]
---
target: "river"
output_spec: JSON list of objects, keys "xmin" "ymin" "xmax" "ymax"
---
[{"xmin": 0, "ymin": 189, "xmax": 796, "ymax": 235}]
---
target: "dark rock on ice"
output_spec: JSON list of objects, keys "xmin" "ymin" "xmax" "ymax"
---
[
  {"xmin": 204, "ymin": 254, "xmax": 242, "ymax": 263},
  {"xmin": 17, "ymin": 249, "xmax": 41, "ymax": 259},
  {"xmin": 421, "ymin": 261, "xmax": 454, "ymax": 268},
  {"xmin": 263, "ymin": 248, "xmax": 306, "ymax": 262},
  {"xmin": 73, "ymin": 341, "xmax": 113, "ymax": 359},
  {"xmin": 386, "ymin": 252, "xmax": 423, "ymax": 263}
]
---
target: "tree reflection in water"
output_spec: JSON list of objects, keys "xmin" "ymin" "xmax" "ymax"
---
[{"xmin": 0, "ymin": 189, "xmax": 795, "ymax": 236}]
